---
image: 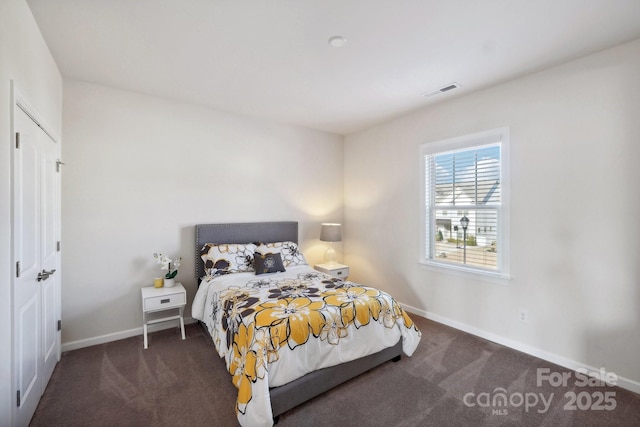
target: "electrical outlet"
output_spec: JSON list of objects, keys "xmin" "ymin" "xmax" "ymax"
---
[{"xmin": 519, "ymin": 309, "xmax": 528, "ymax": 323}]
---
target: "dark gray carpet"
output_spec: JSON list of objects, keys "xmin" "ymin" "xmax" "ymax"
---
[{"xmin": 30, "ymin": 316, "xmax": 640, "ymax": 426}]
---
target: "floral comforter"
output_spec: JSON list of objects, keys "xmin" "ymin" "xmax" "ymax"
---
[{"xmin": 192, "ymin": 265, "xmax": 421, "ymax": 427}]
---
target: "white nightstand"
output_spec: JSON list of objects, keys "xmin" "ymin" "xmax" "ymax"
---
[
  {"xmin": 315, "ymin": 263, "xmax": 350, "ymax": 279},
  {"xmin": 141, "ymin": 282, "xmax": 186, "ymax": 349}
]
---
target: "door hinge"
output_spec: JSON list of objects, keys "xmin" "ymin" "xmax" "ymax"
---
[
  {"xmin": 15, "ymin": 132, "xmax": 20, "ymax": 149},
  {"xmin": 16, "ymin": 390, "xmax": 20, "ymax": 407},
  {"xmin": 57, "ymin": 241, "xmax": 61, "ymax": 252},
  {"xmin": 57, "ymin": 320, "xmax": 62, "ymax": 331},
  {"xmin": 56, "ymin": 159, "xmax": 65, "ymax": 172},
  {"xmin": 16, "ymin": 261, "xmax": 20, "ymax": 278}
]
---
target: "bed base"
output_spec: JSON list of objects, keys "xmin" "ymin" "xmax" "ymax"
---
[{"xmin": 270, "ymin": 339, "xmax": 402, "ymax": 420}]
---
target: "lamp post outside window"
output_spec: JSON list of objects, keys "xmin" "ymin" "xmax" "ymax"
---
[{"xmin": 460, "ymin": 215, "xmax": 469, "ymax": 264}]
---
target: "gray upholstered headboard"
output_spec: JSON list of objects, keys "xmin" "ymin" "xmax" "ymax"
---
[{"xmin": 195, "ymin": 221, "xmax": 298, "ymax": 281}]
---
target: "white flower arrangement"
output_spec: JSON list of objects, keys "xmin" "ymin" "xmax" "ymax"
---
[{"xmin": 153, "ymin": 253, "xmax": 182, "ymax": 279}]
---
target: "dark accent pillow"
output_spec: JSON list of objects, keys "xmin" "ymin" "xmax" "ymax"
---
[{"xmin": 254, "ymin": 252, "xmax": 286, "ymax": 275}]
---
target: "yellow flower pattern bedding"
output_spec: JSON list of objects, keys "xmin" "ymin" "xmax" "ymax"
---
[{"xmin": 192, "ymin": 265, "xmax": 421, "ymax": 427}]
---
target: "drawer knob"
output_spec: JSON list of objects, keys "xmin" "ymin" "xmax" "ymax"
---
[{"xmin": 161, "ymin": 298, "xmax": 170, "ymax": 304}]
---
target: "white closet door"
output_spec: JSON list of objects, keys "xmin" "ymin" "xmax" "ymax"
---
[{"xmin": 13, "ymin": 104, "xmax": 60, "ymax": 427}]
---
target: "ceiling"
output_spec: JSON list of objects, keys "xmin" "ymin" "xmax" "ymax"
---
[{"xmin": 27, "ymin": 0, "xmax": 640, "ymax": 135}]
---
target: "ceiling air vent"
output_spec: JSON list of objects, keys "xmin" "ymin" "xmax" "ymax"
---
[{"xmin": 422, "ymin": 82, "xmax": 461, "ymax": 98}]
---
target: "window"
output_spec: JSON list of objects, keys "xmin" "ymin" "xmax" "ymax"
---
[{"xmin": 420, "ymin": 128, "xmax": 510, "ymax": 278}]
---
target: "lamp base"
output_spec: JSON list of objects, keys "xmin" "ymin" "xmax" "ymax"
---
[{"xmin": 323, "ymin": 246, "xmax": 338, "ymax": 265}]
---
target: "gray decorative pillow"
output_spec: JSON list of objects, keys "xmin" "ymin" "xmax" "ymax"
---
[
  {"xmin": 254, "ymin": 252, "xmax": 286, "ymax": 275},
  {"xmin": 255, "ymin": 241, "xmax": 307, "ymax": 267}
]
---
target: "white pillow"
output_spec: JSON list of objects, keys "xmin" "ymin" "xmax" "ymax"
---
[
  {"xmin": 200, "ymin": 243, "xmax": 257, "ymax": 277},
  {"xmin": 255, "ymin": 241, "xmax": 307, "ymax": 267}
]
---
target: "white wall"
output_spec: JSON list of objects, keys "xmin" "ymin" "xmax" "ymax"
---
[
  {"xmin": 344, "ymin": 39, "xmax": 640, "ymax": 388},
  {"xmin": 0, "ymin": 0, "xmax": 62, "ymax": 423},
  {"xmin": 61, "ymin": 80, "xmax": 344, "ymax": 346}
]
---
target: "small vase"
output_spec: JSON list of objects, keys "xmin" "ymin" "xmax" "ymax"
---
[{"xmin": 164, "ymin": 278, "xmax": 175, "ymax": 288}]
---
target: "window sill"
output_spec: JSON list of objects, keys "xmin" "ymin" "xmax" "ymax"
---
[{"xmin": 418, "ymin": 259, "xmax": 512, "ymax": 285}]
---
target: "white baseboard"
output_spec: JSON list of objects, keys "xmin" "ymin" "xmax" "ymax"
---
[
  {"xmin": 401, "ymin": 303, "xmax": 640, "ymax": 396},
  {"xmin": 61, "ymin": 317, "xmax": 197, "ymax": 353}
]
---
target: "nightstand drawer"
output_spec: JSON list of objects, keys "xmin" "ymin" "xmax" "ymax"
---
[
  {"xmin": 330, "ymin": 267, "xmax": 349, "ymax": 278},
  {"xmin": 144, "ymin": 292, "xmax": 185, "ymax": 311}
]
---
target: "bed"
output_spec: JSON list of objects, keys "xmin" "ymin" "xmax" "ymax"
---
[{"xmin": 192, "ymin": 221, "xmax": 421, "ymax": 426}]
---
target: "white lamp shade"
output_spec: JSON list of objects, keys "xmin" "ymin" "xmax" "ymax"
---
[{"xmin": 320, "ymin": 223, "xmax": 342, "ymax": 242}]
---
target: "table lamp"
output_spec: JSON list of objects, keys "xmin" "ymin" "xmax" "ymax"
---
[{"xmin": 320, "ymin": 223, "xmax": 342, "ymax": 265}]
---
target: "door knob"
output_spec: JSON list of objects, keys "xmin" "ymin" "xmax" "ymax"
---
[{"xmin": 37, "ymin": 269, "xmax": 56, "ymax": 282}]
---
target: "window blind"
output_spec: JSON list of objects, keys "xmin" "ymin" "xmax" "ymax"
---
[{"xmin": 425, "ymin": 143, "xmax": 501, "ymax": 270}]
